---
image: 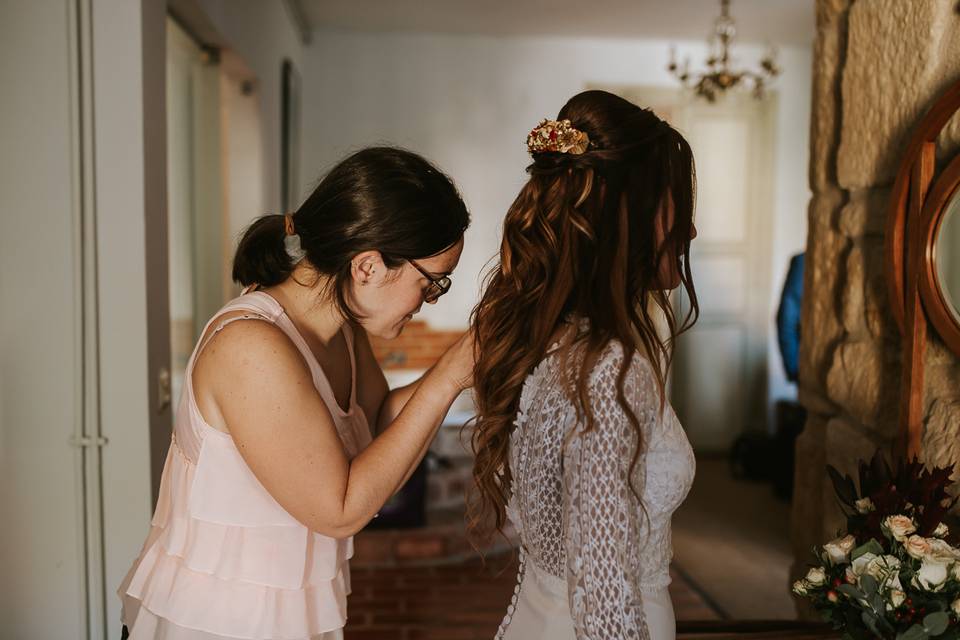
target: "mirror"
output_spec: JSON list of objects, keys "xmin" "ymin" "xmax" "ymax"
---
[
  {"xmin": 885, "ymin": 78, "xmax": 960, "ymax": 460},
  {"xmin": 935, "ymin": 187, "xmax": 960, "ymax": 323}
]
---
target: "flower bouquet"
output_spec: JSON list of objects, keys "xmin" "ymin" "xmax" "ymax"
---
[{"xmin": 793, "ymin": 451, "xmax": 960, "ymax": 640}]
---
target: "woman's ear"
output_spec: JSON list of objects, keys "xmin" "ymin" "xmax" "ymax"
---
[{"xmin": 351, "ymin": 250, "xmax": 387, "ymax": 286}]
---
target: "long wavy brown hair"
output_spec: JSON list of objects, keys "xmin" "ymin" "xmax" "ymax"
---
[{"xmin": 468, "ymin": 90, "xmax": 699, "ymax": 543}]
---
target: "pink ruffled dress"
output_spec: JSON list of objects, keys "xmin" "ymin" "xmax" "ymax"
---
[{"xmin": 118, "ymin": 291, "xmax": 373, "ymax": 639}]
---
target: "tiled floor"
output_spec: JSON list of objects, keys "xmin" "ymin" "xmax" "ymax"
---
[{"xmin": 345, "ymin": 554, "xmax": 721, "ymax": 640}]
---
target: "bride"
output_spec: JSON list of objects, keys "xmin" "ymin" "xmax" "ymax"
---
[{"xmin": 469, "ymin": 90, "xmax": 699, "ymax": 640}]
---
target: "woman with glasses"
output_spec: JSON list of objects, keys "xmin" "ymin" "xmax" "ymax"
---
[{"xmin": 118, "ymin": 147, "xmax": 473, "ymax": 640}]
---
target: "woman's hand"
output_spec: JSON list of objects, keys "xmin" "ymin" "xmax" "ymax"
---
[{"xmin": 438, "ymin": 329, "xmax": 476, "ymax": 391}]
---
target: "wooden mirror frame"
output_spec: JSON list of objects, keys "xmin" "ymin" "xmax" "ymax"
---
[
  {"xmin": 919, "ymin": 155, "xmax": 960, "ymax": 355},
  {"xmin": 885, "ymin": 78, "xmax": 960, "ymax": 459}
]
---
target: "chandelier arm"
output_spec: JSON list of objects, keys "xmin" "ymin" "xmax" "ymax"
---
[{"xmin": 664, "ymin": 0, "xmax": 781, "ymax": 101}]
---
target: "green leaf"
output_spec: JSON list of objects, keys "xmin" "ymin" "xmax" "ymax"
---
[
  {"xmin": 860, "ymin": 573, "xmax": 879, "ymax": 596},
  {"xmin": 862, "ymin": 610, "xmax": 881, "ymax": 637},
  {"xmin": 923, "ymin": 611, "xmax": 950, "ymax": 635},
  {"xmin": 852, "ymin": 539, "xmax": 884, "ymax": 561},
  {"xmin": 898, "ymin": 624, "xmax": 930, "ymax": 640},
  {"xmin": 837, "ymin": 584, "xmax": 863, "ymax": 599}
]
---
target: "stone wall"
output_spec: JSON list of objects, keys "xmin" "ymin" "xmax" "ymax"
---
[{"xmin": 792, "ymin": 0, "xmax": 960, "ymax": 613}]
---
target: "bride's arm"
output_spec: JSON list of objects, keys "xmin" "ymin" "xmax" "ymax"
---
[{"xmin": 562, "ymin": 345, "xmax": 653, "ymax": 640}]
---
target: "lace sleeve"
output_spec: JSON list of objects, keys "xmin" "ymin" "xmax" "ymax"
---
[{"xmin": 562, "ymin": 345, "xmax": 656, "ymax": 640}]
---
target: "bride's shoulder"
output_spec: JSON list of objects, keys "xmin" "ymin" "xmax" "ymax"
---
[{"xmin": 583, "ymin": 339, "xmax": 658, "ymax": 385}]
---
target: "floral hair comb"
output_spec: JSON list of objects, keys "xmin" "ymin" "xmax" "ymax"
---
[{"xmin": 526, "ymin": 119, "xmax": 591, "ymax": 155}]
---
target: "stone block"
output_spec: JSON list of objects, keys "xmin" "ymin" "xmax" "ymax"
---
[
  {"xmin": 937, "ymin": 110, "xmax": 960, "ymax": 164},
  {"xmin": 921, "ymin": 397, "xmax": 960, "ymax": 474},
  {"xmin": 925, "ymin": 359, "xmax": 960, "ymax": 403},
  {"xmin": 838, "ymin": 0, "xmax": 960, "ymax": 189},
  {"xmin": 799, "ymin": 190, "xmax": 848, "ymax": 393},
  {"xmin": 790, "ymin": 412, "xmax": 833, "ymax": 620},
  {"xmin": 837, "ymin": 187, "xmax": 890, "ymax": 239},
  {"xmin": 809, "ymin": 0, "xmax": 852, "ymax": 193},
  {"xmin": 798, "ymin": 386, "xmax": 839, "ymax": 416},
  {"xmin": 823, "ymin": 416, "xmax": 888, "ymax": 532},
  {"xmin": 791, "ymin": 413, "xmax": 828, "ymax": 560},
  {"xmin": 840, "ymin": 236, "xmax": 897, "ymax": 341},
  {"xmin": 825, "ymin": 338, "xmax": 900, "ymax": 434}
]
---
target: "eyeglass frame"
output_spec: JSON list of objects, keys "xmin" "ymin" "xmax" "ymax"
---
[{"xmin": 407, "ymin": 259, "xmax": 452, "ymax": 303}]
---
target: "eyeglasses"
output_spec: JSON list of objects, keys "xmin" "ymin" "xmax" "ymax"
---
[{"xmin": 407, "ymin": 259, "xmax": 452, "ymax": 303}]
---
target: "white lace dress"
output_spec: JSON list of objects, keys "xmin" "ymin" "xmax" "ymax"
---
[{"xmin": 496, "ymin": 339, "xmax": 696, "ymax": 640}]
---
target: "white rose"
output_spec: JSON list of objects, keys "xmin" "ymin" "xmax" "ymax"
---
[
  {"xmin": 883, "ymin": 515, "xmax": 916, "ymax": 542},
  {"xmin": 805, "ymin": 566, "xmax": 827, "ymax": 587},
  {"xmin": 952, "ymin": 563, "xmax": 960, "ymax": 581},
  {"xmin": 916, "ymin": 558, "xmax": 951, "ymax": 591},
  {"xmin": 904, "ymin": 535, "xmax": 931, "ymax": 560},
  {"xmin": 889, "ymin": 589, "xmax": 906, "ymax": 608},
  {"xmin": 866, "ymin": 555, "xmax": 901, "ymax": 585},
  {"xmin": 792, "ymin": 579, "xmax": 809, "ymax": 596},
  {"xmin": 823, "ymin": 535, "xmax": 857, "ymax": 565},
  {"xmin": 856, "ymin": 497, "xmax": 876, "ymax": 514},
  {"xmin": 926, "ymin": 538, "xmax": 960, "ymax": 563},
  {"xmin": 852, "ymin": 552, "xmax": 877, "ymax": 577},
  {"xmin": 952, "ymin": 598, "xmax": 960, "ymax": 616},
  {"xmin": 934, "ymin": 523, "xmax": 949, "ymax": 538}
]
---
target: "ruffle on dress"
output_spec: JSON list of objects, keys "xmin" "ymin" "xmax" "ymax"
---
[{"xmin": 119, "ymin": 434, "xmax": 352, "ymax": 639}]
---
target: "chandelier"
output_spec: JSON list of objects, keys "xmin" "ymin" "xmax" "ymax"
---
[{"xmin": 667, "ymin": 0, "xmax": 780, "ymax": 102}]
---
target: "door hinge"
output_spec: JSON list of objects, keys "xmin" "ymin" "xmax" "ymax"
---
[{"xmin": 157, "ymin": 366, "xmax": 172, "ymax": 414}]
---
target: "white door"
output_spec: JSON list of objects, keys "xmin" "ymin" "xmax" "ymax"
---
[{"xmin": 616, "ymin": 88, "xmax": 776, "ymax": 453}]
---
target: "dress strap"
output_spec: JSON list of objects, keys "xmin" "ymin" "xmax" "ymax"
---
[
  {"xmin": 195, "ymin": 312, "xmax": 273, "ymax": 358},
  {"xmin": 340, "ymin": 322, "xmax": 359, "ymax": 408}
]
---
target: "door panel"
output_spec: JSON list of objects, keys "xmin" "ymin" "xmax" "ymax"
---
[
  {"xmin": 688, "ymin": 116, "xmax": 751, "ymax": 244},
  {"xmin": 691, "ymin": 254, "xmax": 747, "ymax": 316},
  {"xmin": 616, "ymin": 87, "xmax": 776, "ymax": 453}
]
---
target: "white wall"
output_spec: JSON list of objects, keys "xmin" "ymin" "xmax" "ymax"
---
[
  {"xmin": 767, "ymin": 45, "xmax": 813, "ymax": 407},
  {"xmin": 1, "ymin": 2, "xmax": 88, "ymax": 636},
  {"xmin": 300, "ymin": 31, "xmax": 812, "ymax": 332}
]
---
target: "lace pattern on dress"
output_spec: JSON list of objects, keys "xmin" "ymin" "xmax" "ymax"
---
[{"xmin": 498, "ymin": 337, "xmax": 695, "ymax": 639}]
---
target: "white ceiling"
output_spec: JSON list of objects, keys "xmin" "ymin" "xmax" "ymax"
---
[{"xmin": 300, "ymin": 0, "xmax": 815, "ymax": 47}]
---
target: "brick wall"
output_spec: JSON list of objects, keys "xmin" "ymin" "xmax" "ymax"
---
[{"xmin": 369, "ymin": 320, "xmax": 463, "ymax": 370}]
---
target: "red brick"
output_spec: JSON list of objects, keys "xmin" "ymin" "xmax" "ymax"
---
[{"xmin": 394, "ymin": 539, "xmax": 446, "ymax": 560}]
